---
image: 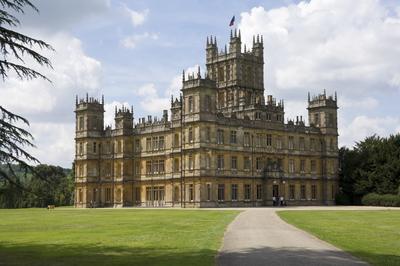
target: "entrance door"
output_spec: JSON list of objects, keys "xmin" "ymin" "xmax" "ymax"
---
[{"xmin": 273, "ymin": 185, "xmax": 279, "ymax": 197}]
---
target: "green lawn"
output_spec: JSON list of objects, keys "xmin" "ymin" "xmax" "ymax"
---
[
  {"xmin": 278, "ymin": 210, "xmax": 400, "ymax": 266},
  {"xmin": 0, "ymin": 208, "xmax": 239, "ymax": 266}
]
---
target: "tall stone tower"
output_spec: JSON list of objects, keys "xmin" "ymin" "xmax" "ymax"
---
[
  {"xmin": 205, "ymin": 29, "xmax": 264, "ymax": 113},
  {"xmin": 308, "ymin": 91, "xmax": 338, "ymax": 205},
  {"xmin": 74, "ymin": 94, "xmax": 104, "ymax": 207}
]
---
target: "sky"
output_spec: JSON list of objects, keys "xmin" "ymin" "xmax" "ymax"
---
[{"xmin": 0, "ymin": 0, "xmax": 399, "ymax": 168}]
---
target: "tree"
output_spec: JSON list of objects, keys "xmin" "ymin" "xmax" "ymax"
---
[{"xmin": 0, "ymin": 0, "xmax": 53, "ymax": 197}]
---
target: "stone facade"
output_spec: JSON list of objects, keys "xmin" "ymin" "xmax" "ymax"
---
[{"xmin": 74, "ymin": 30, "xmax": 339, "ymax": 208}]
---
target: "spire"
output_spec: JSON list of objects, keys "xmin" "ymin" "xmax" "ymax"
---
[
  {"xmin": 244, "ymin": 44, "xmax": 246, "ymax": 52},
  {"xmin": 224, "ymin": 44, "xmax": 227, "ymax": 53},
  {"xmin": 182, "ymin": 69, "xmax": 185, "ymax": 82},
  {"xmin": 86, "ymin": 93, "xmax": 88, "ymax": 102},
  {"xmin": 171, "ymin": 95, "xmax": 173, "ymax": 104},
  {"xmin": 101, "ymin": 94, "xmax": 104, "ymax": 105},
  {"xmin": 261, "ymin": 35, "xmax": 263, "ymax": 43},
  {"xmin": 75, "ymin": 95, "xmax": 78, "ymax": 105},
  {"xmin": 253, "ymin": 35, "xmax": 255, "ymax": 45},
  {"xmin": 238, "ymin": 29, "xmax": 241, "ymax": 39},
  {"xmin": 308, "ymin": 92, "xmax": 310, "ymax": 102},
  {"xmin": 115, "ymin": 106, "xmax": 117, "ymax": 116},
  {"xmin": 131, "ymin": 105, "xmax": 133, "ymax": 114},
  {"xmin": 335, "ymin": 91, "xmax": 337, "ymax": 101},
  {"xmin": 234, "ymin": 28, "xmax": 237, "ymax": 38},
  {"xmin": 257, "ymin": 34, "xmax": 259, "ymax": 43},
  {"xmin": 230, "ymin": 29, "xmax": 233, "ymax": 38},
  {"xmin": 214, "ymin": 36, "xmax": 217, "ymax": 45},
  {"xmin": 197, "ymin": 65, "xmax": 201, "ymax": 78},
  {"xmin": 206, "ymin": 36, "xmax": 209, "ymax": 45}
]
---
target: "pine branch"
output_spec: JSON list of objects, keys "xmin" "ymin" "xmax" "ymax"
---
[
  {"xmin": 0, "ymin": 0, "xmax": 37, "ymax": 14},
  {"xmin": 0, "ymin": 59, "xmax": 49, "ymax": 81}
]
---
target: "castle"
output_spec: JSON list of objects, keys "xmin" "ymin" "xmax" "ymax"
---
[{"xmin": 74, "ymin": 30, "xmax": 339, "ymax": 208}]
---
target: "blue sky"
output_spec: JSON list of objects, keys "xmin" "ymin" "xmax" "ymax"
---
[{"xmin": 0, "ymin": 0, "xmax": 399, "ymax": 167}]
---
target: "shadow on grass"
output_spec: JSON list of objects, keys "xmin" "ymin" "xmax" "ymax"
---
[
  {"xmin": 217, "ymin": 246, "xmax": 400, "ymax": 266},
  {"xmin": 0, "ymin": 242, "xmax": 215, "ymax": 266}
]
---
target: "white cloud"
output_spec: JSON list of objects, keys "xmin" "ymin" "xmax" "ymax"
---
[
  {"xmin": 340, "ymin": 115, "xmax": 400, "ymax": 147},
  {"xmin": 120, "ymin": 32, "xmax": 159, "ymax": 49},
  {"xmin": 237, "ymin": 0, "xmax": 400, "ymax": 147},
  {"xmin": 238, "ymin": 0, "xmax": 400, "ymax": 96},
  {"xmin": 0, "ymin": 32, "xmax": 103, "ymax": 167},
  {"xmin": 124, "ymin": 6, "xmax": 149, "ymax": 27}
]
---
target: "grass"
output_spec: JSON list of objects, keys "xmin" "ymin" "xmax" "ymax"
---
[
  {"xmin": 0, "ymin": 208, "xmax": 239, "ymax": 266},
  {"xmin": 278, "ymin": 210, "xmax": 400, "ymax": 266}
]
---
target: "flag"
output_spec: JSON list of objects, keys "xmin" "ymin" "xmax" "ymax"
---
[{"xmin": 229, "ymin": 16, "xmax": 235, "ymax": 27}]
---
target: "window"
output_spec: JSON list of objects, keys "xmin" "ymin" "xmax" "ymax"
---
[
  {"xmin": 134, "ymin": 161, "xmax": 140, "ymax": 175},
  {"xmin": 231, "ymin": 156, "xmax": 237, "ymax": 170},
  {"xmin": 174, "ymin": 133, "xmax": 179, "ymax": 148},
  {"xmin": 231, "ymin": 184, "xmax": 238, "ymax": 200},
  {"xmin": 105, "ymin": 188, "xmax": 111, "ymax": 202},
  {"xmin": 205, "ymin": 95, "xmax": 212, "ymax": 111},
  {"xmin": 300, "ymin": 160, "xmax": 306, "ymax": 173},
  {"xmin": 146, "ymin": 161, "xmax": 152, "ymax": 174},
  {"xmin": 217, "ymin": 155, "xmax": 224, "ymax": 170},
  {"xmin": 188, "ymin": 96, "xmax": 193, "ymax": 113},
  {"xmin": 330, "ymin": 138, "xmax": 334, "ymax": 151},
  {"xmin": 146, "ymin": 187, "xmax": 152, "ymax": 201},
  {"xmin": 135, "ymin": 187, "xmax": 141, "ymax": 202},
  {"xmin": 256, "ymin": 184, "xmax": 262, "ymax": 200},
  {"xmin": 289, "ymin": 185, "xmax": 295, "ymax": 200},
  {"xmin": 78, "ymin": 117, "xmax": 84, "ymax": 130},
  {"xmin": 314, "ymin": 113, "xmax": 320, "ymax": 125},
  {"xmin": 174, "ymin": 158, "xmax": 180, "ymax": 172},
  {"xmin": 146, "ymin": 138, "xmax": 151, "ymax": 151},
  {"xmin": 244, "ymin": 156, "xmax": 251, "ymax": 171},
  {"xmin": 218, "ymin": 184, "xmax": 225, "ymax": 201},
  {"xmin": 93, "ymin": 142, "xmax": 97, "ymax": 153},
  {"xmin": 79, "ymin": 143, "xmax": 83, "ymax": 155},
  {"xmin": 288, "ymin": 136, "xmax": 294, "ymax": 150},
  {"xmin": 217, "ymin": 129, "xmax": 224, "ymax": 144},
  {"xmin": 207, "ymin": 184, "xmax": 211, "ymax": 201},
  {"xmin": 276, "ymin": 136, "xmax": 282, "ymax": 149},
  {"xmin": 266, "ymin": 113, "xmax": 271, "ymax": 121},
  {"xmin": 218, "ymin": 67, "xmax": 224, "ymax": 82},
  {"xmin": 78, "ymin": 189, "xmax": 83, "ymax": 203},
  {"xmin": 188, "ymin": 127, "xmax": 193, "ymax": 143},
  {"xmin": 256, "ymin": 157, "xmax": 263, "ymax": 171},
  {"xmin": 256, "ymin": 134, "xmax": 262, "ymax": 147},
  {"xmin": 311, "ymin": 185, "xmax": 317, "ymax": 200},
  {"xmin": 159, "ymin": 160, "xmax": 165, "ymax": 173},
  {"xmin": 255, "ymin": 112, "xmax": 262, "ymax": 120},
  {"xmin": 230, "ymin": 131, "xmax": 237, "ymax": 144},
  {"xmin": 117, "ymin": 140, "xmax": 122, "ymax": 153},
  {"xmin": 244, "ymin": 184, "xmax": 251, "ymax": 200},
  {"xmin": 299, "ymin": 137, "xmax": 305, "ymax": 151},
  {"xmin": 135, "ymin": 139, "xmax": 140, "ymax": 152},
  {"xmin": 152, "ymin": 160, "xmax": 159, "ymax": 174},
  {"xmin": 277, "ymin": 114, "xmax": 282, "ymax": 122},
  {"xmin": 277, "ymin": 158, "xmax": 283, "ymax": 171},
  {"xmin": 300, "ymin": 185, "xmax": 306, "ymax": 200},
  {"xmin": 205, "ymin": 127, "xmax": 211, "ymax": 142},
  {"xmin": 266, "ymin": 134, "xmax": 272, "ymax": 146},
  {"xmin": 329, "ymin": 113, "xmax": 334, "ymax": 127},
  {"xmin": 310, "ymin": 138, "xmax": 315, "ymax": 151},
  {"xmin": 226, "ymin": 64, "xmax": 231, "ymax": 81},
  {"xmin": 289, "ymin": 159, "xmax": 295, "ymax": 173},
  {"xmin": 158, "ymin": 136, "xmax": 165, "ymax": 150},
  {"xmin": 244, "ymin": 132, "xmax": 250, "ymax": 147},
  {"xmin": 189, "ymin": 184, "xmax": 194, "ymax": 201},
  {"xmin": 311, "ymin": 160, "xmax": 317, "ymax": 173},
  {"xmin": 205, "ymin": 154, "xmax": 211, "ymax": 169},
  {"xmin": 152, "ymin": 137, "xmax": 158, "ymax": 151},
  {"xmin": 188, "ymin": 155, "xmax": 194, "ymax": 170}
]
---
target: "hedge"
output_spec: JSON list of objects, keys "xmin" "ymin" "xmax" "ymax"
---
[{"xmin": 361, "ymin": 193, "xmax": 400, "ymax": 207}]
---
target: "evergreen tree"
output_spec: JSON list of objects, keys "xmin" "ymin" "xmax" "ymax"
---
[{"xmin": 0, "ymin": 0, "xmax": 52, "ymax": 196}]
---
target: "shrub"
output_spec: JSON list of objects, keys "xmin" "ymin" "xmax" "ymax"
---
[{"xmin": 362, "ymin": 193, "xmax": 400, "ymax": 207}]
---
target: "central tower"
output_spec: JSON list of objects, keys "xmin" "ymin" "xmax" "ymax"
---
[{"xmin": 205, "ymin": 29, "xmax": 264, "ymax": 112}]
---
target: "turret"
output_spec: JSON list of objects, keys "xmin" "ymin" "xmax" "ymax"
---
[
  {"xmin": 252, "ymin": 34, "xmax": 263, "ymax": 58},
  {"xmin": 75, "ymin": 94, "xmax": 104, "ymax": 137},
  {"xmin": 307, "ymin": 90, "xmax": 338, "ymax": 135},
  {"xmin": 114, "ymin": 105, "xmax": 133, "ymax": 134},
  {"xmin": 229, "ymin": 28, "xmax": 241, "ymax": 54},
  {"xmin": 206, "ymin": 35, "xmax": 218, "ymax": 63}
]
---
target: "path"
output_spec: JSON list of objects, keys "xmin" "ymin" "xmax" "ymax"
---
[{"xmin": 217, "ymin": 207, "xmax": 371, "ymax": 266}]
